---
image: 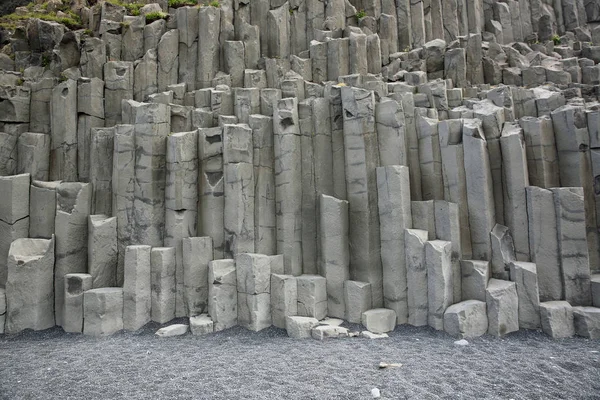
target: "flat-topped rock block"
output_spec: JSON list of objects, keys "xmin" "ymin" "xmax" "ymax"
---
[
  {"xmin": 573, "ymin": 307, "xmax": 600, "ymax": 340},
  {"xmin": 297, "ymin": 274, "xmax": 327, "ymax": 320},
  {"xmin": 286, "ymin": 316, "xmax": 320, "ymax": 339},
  {"xmin": 485, "ymin": 279, "xmax": 518, "ymax": 337},
  {"xmin": 540, "ymin": 301, "xmax": 575, "ymax": 339},
  {"xmin": 361, "ymin": 308, "xmax": 397, "ymax": 334},
  {"xmin": 443, "ymin": 300, "xmax": 488, "ymax": 339},
  {"xmin": 311, "ymin": 325, "xmax": 349, "ymax": 340},
  {"xmin": 83, "ymin": 287, "xmax": 123, "ymax": 337},
  {"xmin": 190, "ymin": 314, "xmax": 213, "ymax": 336}
]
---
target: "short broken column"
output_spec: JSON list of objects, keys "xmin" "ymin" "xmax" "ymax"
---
[
  {"xmin": 182, "ymin": 237, "xmax": 213, "ymax": 317},
  {"xmin": 297, "ymin": 274, "xmax": 327, "ymax": 320},
  {"xmin": 405, "ymin": 229, "xmax": 429, "ymax": 326},
  {"xmin": 50, "ymin": 79, "xmax": 77, "ymax": 181},
  {"xmin": 236, "ymin": 253, "xmax": 271, "ymax": 331},
  {"xmin": 443, "ymin": 300, "xmax": 488, "ymax": 339},
  {"xmin": 29, "ymin": 180, "xmax": 58, "ymax": 240},
  {"xmin": 88, "ymin": 215, "xmax": 117, "ymax": 288},
  {"xmin": 123, "ymin": 245, "xmax": 151, "ymax": 331},
  {"xmin": 0, "ymin": 173, "xmax": 30, "ymax": 286},
  {"xmin": 377, "ymin": 166, "xmax": 412, "ymax": 324},
  {"xmin": 509, "ymin": 261, "xmax": 541, "ymax": 330},
  {"xmin": 223, "ymin": 124, "xmax": 255, "ymax": 258},
  {"xmin": 83, "ymin": 287, "xmax": 124, "ymax": 337},
  {"xmin": 344, "ymin": 280, "xmax": 372, "ymax": 324},
  {"xmin": 486, "ymin": 278, "xmax": 519, "ymax": 337},
  {"xmin": 150, "ymin": 247, "xmax": 175, "ymax": 324},
  {"xmin": 461, "ymin": 260, "xmax": 490, "ymax": 302},
  {"xmin": 540, "ymin": 301, "xmax": 575, "ymax": 339},
  {"xmin": 320, "ymin": 194, "xmax": 350, "ymax": 320},
  {"xmin": 63, "ymin": 273, "xmax": 93, "ymax": 333},
  {"xmin": 271, "ymin": 274, "xmax": 297, "ymax": 329},
  {"xmin": 425, "ymin": 240, "xmax": 453, "ymax": 331},
  {"xmin": 5, "ymin": 237, "xmax": 55, "ymax": 334},
  {"xmin": 273, "ymin": 98, "xmax": 302, "ymax": 275},
  {"xmin": 55, "ymin": 182, "xmax": 91, "ymax": 327},
  {"xmin": 208, "ymin": 259, "xmax": 238, "ymax": 332}
]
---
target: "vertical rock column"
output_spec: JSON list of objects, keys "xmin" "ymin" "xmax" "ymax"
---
[
  {"xmin": 50, "ymin": 79, "xmax": 77, "ymax": 181},
  {"xmin": 0, "ymin": 173, "xmax": 30, "ymax": 286},
  {"xmin": 327, "ymin": 85, "xmax": 347, "ymax": 201},
  {"xmin": 526, "ymin": 186, "xmax": 563, "ymax": 302},
  {"xmin": 320, "ymin": 194, "xmax": 350, "ymax": 319},
  {"xmin": 151, "ymin": 247, "xmax": 176, "ymax": 324},
  {"xmin": 376, "ymin": 98, "xmax": 407, "ymax": 167},
  {"xmin": 208, "ymin": 259, "xmax": 238, "ymax": 332},
  {"xmin": 55, "ymin": 182, "xmax": 91, "ymax": 327},
  {"xmin": 157, "ymin": 29, "xmax": 179, "ymax": 92},
  {"xmin": 104, "ymin": 62, "xmax": 134, "ymax": 127},
  {"xmin": 342, "ymin": 87, "xmax": 383, "ymax": 307},
  {"xmin": 165, "ymin": 130, "xmax": 198, "ymax": 317},
  {"xmin": 519, "ymin": 116, "xmax": 560, "ymax": 188},
  {"xmin": 552, "ymin": 188, "xmax": 592, "ymax": 306},
  {"xmin": 249, "ymin": 115, "xmax": 276, "ymax": 256},
  {"xmin": 198, "ymin": 127, "xmax": 225, "ymax": 258},
  {"xmin": 5, "ymin": 237, "xmax": 55, "ymax": 334},
  {"xmin": 236, "ymin": 253, "xmax": 271, "ymax": 331},
  {"xmin": 29, "ymin": 180, "xmax": 57, "ymax": 239},
  {"xmin": 17, "ymin": 133, "xmax": 50, "ymax": 181},
  {"xmin": 88, "ymin": 215, "xmax": 117, "ymax": 288},
  {"xmin": 112, "ymin": 124, "xmax": 134, "ymax": 286},
  {"xmin": 123, "ymin": 245, "xmax": 151, "ymax": 331},
  {"xmin": 89, "ymin": 127, "xmax": 114, "ymax": 215},
  {"xmin": 425, "ymin": 240, "xmax": 453, "ymax": 331},
  {"xmin": 223, "ymin": 124, "xmax": 255, "ymax": 258},
  {"xmin": 396, "ymin": 0, "xmax": 412, "ymax": 51},
  {"xmin": 177, "ymin": 6, "xmax": 199, "ymax": 90},
  {"xmin": 132, "ymin": 102, "xmax": 170, "ymax": 247},
  {"xmin": 463, "ymin": 119, "xmax": 496, "ymax": 261},
  {"xmin": 274, "ymin": 98, "xmax": 302, "ymax": 275},
  {"xmin": 63, "ymin": 273, "xmax": 92, "ymax": 333},
  {"xmin": 77, "ymin": 77, "xmax": 105, "ymax": 183},
  {"xmin": 377, "ymin": 166, "xmax": 412, "ymax": 324},
  {"xmin": 405, "ymin": 229, "xmax": 429, "ymax": 326},
  {"xmin": 182, "ymin": 237, "xmax": 213, "ymax": 317},
  {"xmin": 500, "ymin": 123, "xmax": 530, "ymax": 261}
]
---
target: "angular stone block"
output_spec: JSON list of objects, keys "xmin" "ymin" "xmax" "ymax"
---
[
  {"xmin": 297, "ymin": 274, "xmax": 327, "ymax": 320},
  {"xmin": 190, "ymin": 314, "xmax": 213, "ymax": 336},
  {"xmin": 573, "ymin": 307, "xmax": 600, "ymax": 339},
  {"xmin": 344, "ymin": 280, "xmax": 372, "ymax": 324},
  {"xmin": 286, "ymin": 315, "xmax": 319, "ymax": 339},
  {"xmin": 461, "ymin": 260, "xmax": 490, "ymax": 302},
  {"xmin": 83, "ymin": 288, "xmax": 124, "ymax": 337},
  {"xmin": 486, "ymin": 278, "xmax": 519, "ymax": 337},
  {"xmin": 238, "ymin": 292, "xmax": 271, "ymax": 332},
  {"xmin": 156, "ymin": 324, "xmax": 188, "ymax": 337},
  {"xmin": 5, "ymin": 237, "xmax": 55, "ymax": 334},
  {"xmin": 540, "ymin": 301, "xmax": 575, "ymax": 339},
  {"xmin": 443, "ymin": 300, "xmax": 488, "ymax": 339},
  {"xmin": 361, "ymin": 308, "xmax": 397, "ymax": 334},
  {"xmin": 311, "ymin": 325, "xmax": 349, "ymax": 340}
]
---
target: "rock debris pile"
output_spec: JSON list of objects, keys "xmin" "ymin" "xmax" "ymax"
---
[{"xmin": 0, "ymin": 0, "xmax": 600, "ymax": 340}]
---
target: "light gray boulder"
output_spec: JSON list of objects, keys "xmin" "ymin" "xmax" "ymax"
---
[
  {"xmin": 156, "ymin": 324, "xmax": 188, "ymax": 337},
  {"xmin": 361, "ymin": 308, "xmax": 397, "ymax": 334},
  {"xmin": 573, "ymin": 307, "xmax": 600, "ymax": 339},
  {"xmin": 540, "ymin": 301, "xmax": 575, "ymax": 339},
  {"xmin": 286, "ymin": 316, "xmax": 320, "ymax": 339},
  {"xmin": 443, "ymin": 300, "xmax": 488, "ymax": 339},
  {"xmin": 190, "ymin": 314, "xmax": 213, "ymax": 336}
]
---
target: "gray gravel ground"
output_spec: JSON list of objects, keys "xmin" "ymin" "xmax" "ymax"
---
[{"xmin": 1, "ymin": 322, "xmax": 599, "ymax": 400}]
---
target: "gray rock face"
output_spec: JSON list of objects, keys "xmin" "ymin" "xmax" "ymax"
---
[
  {"xmin": 83, "ymin": 288, "xmax": 124, "ymax": 337},
  {"xmin": 540, "ymin": 301, "xmax": 575, "ymax": 339},
  {"xmin": 443, "ymin": 300, "xmax": 488, "ymax": 339},
  {"xmin": 5, "ymin": 237, "xmax": 55, "ymax": 334},
  {"xmin": 486, "ymin": 278, "xmax": 519, "ymax": 337}
]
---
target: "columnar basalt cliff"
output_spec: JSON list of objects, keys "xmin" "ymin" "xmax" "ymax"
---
[{"xmin": 0, "ymin": 0, "xmax": 600, "ymax": 340}]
